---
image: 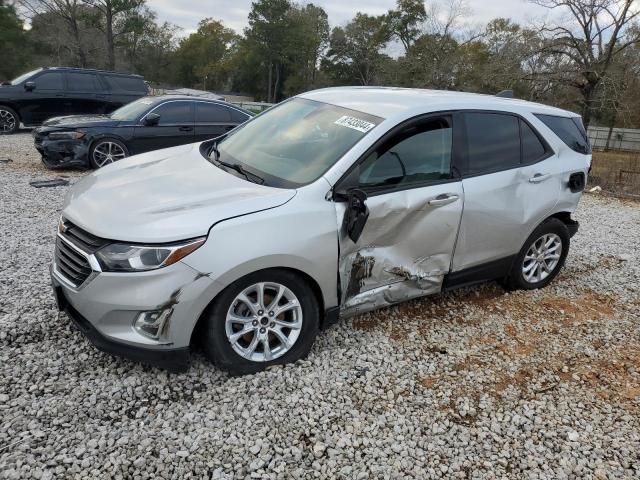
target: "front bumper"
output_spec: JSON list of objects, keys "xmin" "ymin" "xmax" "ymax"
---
[
  {"xmin": 51, "ymin": 257, "xmax": 220, "ymax": 372},
  {"xmin": 35, "ymin": 134, "xmax": 90, "ymax": 169}
]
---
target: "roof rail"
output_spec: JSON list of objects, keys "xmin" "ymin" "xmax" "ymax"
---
[{"xmin": 496, "ymin": 89, "xmax": 514, "ymax": 98}]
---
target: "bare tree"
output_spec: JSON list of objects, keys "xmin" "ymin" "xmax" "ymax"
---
[
  {"xmin": 19, "ymin": 0, "xmax": 88, "ymax": 66},
  {"xmin": 531, "ymin": 0, "xmax": 640, "ymax": 127}
]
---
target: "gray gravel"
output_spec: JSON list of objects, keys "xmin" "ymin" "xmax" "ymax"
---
[{"xmin": 1, "ymin": 132, "xmax": 639, "ymax": 479}]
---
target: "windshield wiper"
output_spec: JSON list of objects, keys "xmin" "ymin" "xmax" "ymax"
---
[{"xmin": 209, "ymin": 145, "xmax": 264, "ymax": 184}]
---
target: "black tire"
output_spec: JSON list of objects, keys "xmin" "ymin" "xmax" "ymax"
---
[
  {"xmin": 504, "ymin": 218, "xmax": 570, "ymax": 291},
  {"xmin": 202, "ymin": 269, "xmax": 320, "ymax": 375},
  {"xmin": 88, "ymin": 138, "xmax": 129, "ymax": 169},
  {"xmin": 0, "ymin": 105, "xmax": 19, "ymax": 134}
]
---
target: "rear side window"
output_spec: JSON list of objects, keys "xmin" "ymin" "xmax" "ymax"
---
[
  {"xmin": 66, "ymin": 73, "xmax": 100, "ymax": 92},
  {"xmin": 34, "ymin": 72, "xmax": 64, "ymax": 90},
  {"xmin": 230, "ymin": 108, "xmax": 251, "ymax": 122},
  {"xmin": 535, "ymin": 114, "xmax": 591, "ymax": 154},
  {"xmin": 196, "ymin": 103, "xmax": 231, "ymax": 122},
  {"xmin": 520, "ymin": 120, "xmax": 547, "ymax": 163},
  {"xmin": 464, "ymin": 113, "xmax": 520, "ymax": 174},
  {"xmin": 103, "ymin": 75, "xmax": 147, "ymax": 93},
  {"xmin": 153, "ymin": 102, "xmax": 193, "ymax": 125}
]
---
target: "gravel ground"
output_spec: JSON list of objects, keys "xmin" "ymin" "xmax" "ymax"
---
[{"xmin": 1, "ymin": 132, "xmax": 639, "ymax": 479}]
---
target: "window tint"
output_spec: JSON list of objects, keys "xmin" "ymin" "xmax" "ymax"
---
[
  {"xmin": 535, "ymin": 114, "xmax": 591, "ymax": 154},
  {"xmin": 66, "ymin": 73, "xmax": 100, "ymax": 92},
  {"xmin": 34, "ymin": 72, "xmax": 64, "ymax": 90},
  {"xmin": 464, "ymin": 113, "xmax": 520, "ymax": 174},
  {"xmin": 196, "ymin": 103, "xmax": 231, "ymax": 122},
  {"xmin": 520, "ymin": 120, "xmax": 547, "ymax": 163},
  {"xmin": 153, "ymin": 102, "xmax": 193, "ymax": 124},
  {"xmin": 358, "ymin": 118, "xmax": 452, "ymax": 189},
  {"xmin": 103, "ymin": 75, "xmax": 147, "ymax": 93},
  {"xmin": 230, "ymin": 108, "xmax": 250, "ymax": 122}
]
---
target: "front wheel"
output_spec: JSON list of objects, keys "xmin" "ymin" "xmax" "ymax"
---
[
  {"xmin": 89, "ymin": 138, "xmax": 128, "ymax": 168},
  {"xmin": 202, "ymin": 269, "xmax": 320, "ymax": 375},
  {"xmin": 504, "ymin": 218, "xmax": 570, "ymax": 290},
  {"xmin": 0, "ymin": 106, "xmax": 19, "ymax": 134}
]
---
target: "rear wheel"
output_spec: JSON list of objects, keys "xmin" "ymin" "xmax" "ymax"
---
[
  {"xmin": 89, "ymin": 138, "xmax": 128, "ymax": 168},
  {"xmin": 504, "ymin": 218, "xmax": 570, "ymax": 290},
  {"xmin": 202, "ymin": 269, "xmax": 320, "ymax": 375},
  {"xmin": 0, "ymin": 106, "xmax": 19, "ymax": 134}
]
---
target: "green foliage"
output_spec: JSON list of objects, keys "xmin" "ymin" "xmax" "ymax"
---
[{"xmin": 0, "ymin": 2, "xmax": 32, "ymax": 81}]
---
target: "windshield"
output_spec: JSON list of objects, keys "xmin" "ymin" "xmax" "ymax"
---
[
  {"xmin": 10, "ymin": 68, "xmax": 43, "ymax": 85},
  {"xmin": 110, "ymin": 97, "xmax": 156, "ymax": 121},
  {"xmin": 215, "ymin": 98, "xmax": 382, "ymax": 187}
]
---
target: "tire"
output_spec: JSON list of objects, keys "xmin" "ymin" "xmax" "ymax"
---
[
  {"xmin": 89, "ymin": 138, "xmax": 129, "ymax": 169},
  {"xmin": 0, "ymin": 106, "xmax": 19, "ymax": 134},
  {"xmin": 202, "ymin": 269, "xmax": 320, "ymax": 375},
  {"xmin": 504, "ymin": 218, "xmax": 570, "ymax": 291}
]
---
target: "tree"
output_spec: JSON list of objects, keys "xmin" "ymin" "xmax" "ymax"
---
[
  {"xmin": 81, "ymin": 0, "xmax": 145, "ymax": 70},
  {"xmin": 0, "ymin": 1, "xmax": 32, "ymax": 81},
  {"xmin": 532, "ymin": 0, "xmax": 640, "ymax": 127},
  {"xmin": 385, "ymin": 0, "xmax": 427, "ymax": 53},
  {"xmin": 324, "ymin": 13, "xmax": 390, "ymax": 86}
]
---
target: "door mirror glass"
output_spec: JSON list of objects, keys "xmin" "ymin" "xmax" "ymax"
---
[
  {"xmin": 144, "ymin": 113, "xmax": 160, "ymax": 126},
  {"xmin": 24, "ymin": 81, "xmax": 35, "ymax": 91},
  {"xmin": 342, "ymin": 189, "xmax": 369, "ymax": 243}
]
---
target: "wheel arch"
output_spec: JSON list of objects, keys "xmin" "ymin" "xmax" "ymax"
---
[{"xmin": 189, "ymin": 266, "xmax": 329, "ymax": 347}]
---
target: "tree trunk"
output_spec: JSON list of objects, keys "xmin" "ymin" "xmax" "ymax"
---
[
  {"xmin": 69, "ymin": 19, "xmax": 87, "ymax": 67},
  {"xmin": 604, "ymin": 107, "xmax": 618, "ymax": 152},
  {"xmin": 273, "ymin": 63, "xmax": 280, "ymax": 102},
  {"xmin": 106, "ymin": 7, "xmax": 115, "ymax": 70},
  {"xmin": 267, "ymin": 62, "xmax": 272, "ymax": 103}
]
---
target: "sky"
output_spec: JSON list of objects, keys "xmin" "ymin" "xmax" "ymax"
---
[{"xmin": 146, "ymin": 0, "xmax": 554, "ymax": 36}]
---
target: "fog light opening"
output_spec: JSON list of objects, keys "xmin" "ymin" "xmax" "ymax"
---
[{"xmin": 134, "ymin": 308, "xmax": 173, "ymax": 340}]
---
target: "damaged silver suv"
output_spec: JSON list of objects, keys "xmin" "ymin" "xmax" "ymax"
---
[{"xmin": 52, "ymin": 87, "xmax": 591, "ymax": 374}]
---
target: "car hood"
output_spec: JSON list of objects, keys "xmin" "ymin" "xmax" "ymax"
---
[
  {"xmin": 42, "ymin": 115, "xmax": 120, "ymax": 129},
  {"xmin": 63, "ymin": 143, "xmax": 297, "ymax": 243}
]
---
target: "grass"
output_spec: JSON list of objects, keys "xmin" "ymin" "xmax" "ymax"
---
[{"xmin": 589, "ymin": 150, "xmax": 640, "ymax": 196}]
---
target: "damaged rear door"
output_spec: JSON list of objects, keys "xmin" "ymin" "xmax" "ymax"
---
[{"xmin": 333, "ymin": 114, "xmax": 464, "ymax": 315}]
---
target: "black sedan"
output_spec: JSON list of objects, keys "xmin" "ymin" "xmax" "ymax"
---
[{"xmin": 34, "ymin": 96, "xmax": 253, "ymax": 169}]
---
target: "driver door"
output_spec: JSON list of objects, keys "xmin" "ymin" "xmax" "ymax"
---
[{"xmin": 334, "ymin": 114, "xmax": 464, "ymax": 315}]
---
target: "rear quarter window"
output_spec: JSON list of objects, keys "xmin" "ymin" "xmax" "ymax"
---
[
  {"xmin": 103, "ymin": 75, "xmax": 147, "ymax": 93},
  {"xmin": 535, "ymin": 114, "xmax": 591, "ymax": 154}
]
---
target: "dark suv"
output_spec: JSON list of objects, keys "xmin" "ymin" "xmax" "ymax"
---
[{"xmin": 0, "ymin": 67, "xmax": 148, "ymax": 134}]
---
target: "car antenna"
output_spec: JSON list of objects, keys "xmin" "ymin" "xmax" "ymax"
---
[{"xmin": 496, "ymin": 89, "xmax": 514, "ymax": 98}]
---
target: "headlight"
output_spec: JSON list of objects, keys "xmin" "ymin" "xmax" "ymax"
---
[
  {"xmin": 48, "ymin": 131, "xmax": 85, "ymax": 140},
  {"xmin": 95, "ymin": 238, "xmax": 205, "ymax": 272}
]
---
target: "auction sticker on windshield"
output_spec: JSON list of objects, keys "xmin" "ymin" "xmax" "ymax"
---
[{"xmin": 334, "ymin": 116, "xmax": 376, "ymax": 133}]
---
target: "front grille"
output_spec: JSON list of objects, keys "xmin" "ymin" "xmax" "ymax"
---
[
  {"xmin": 60, "ymin": 220, "xmax": 110, "ymax": 253},
  {"xmin": 55, "ymin": 237, "xmax": 93, "ymax": 287}
]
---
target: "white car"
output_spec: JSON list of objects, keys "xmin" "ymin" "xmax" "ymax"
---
[{"xmin": 51, "ymin": 87, "xmax": 591, "ymax": 374}]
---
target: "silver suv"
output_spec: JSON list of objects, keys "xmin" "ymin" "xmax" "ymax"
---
[{"xmin": 51, "ymin": 87, "xmax": 591, "ymax": 374}]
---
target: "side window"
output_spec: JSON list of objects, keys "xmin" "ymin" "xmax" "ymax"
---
[
  {"xmin": 195, "ymin": 103, "xmax": 231, "ymax": 123},
  {"xmin": 34, "ymin": 72, "xmax": 64, "ymax": 90},
  {"xmin": 464, "ymin": 112, "xmax": 520, "ymax": 175},
  {"xmin": 520, "ymin": 120, "xmax": 547, "ymax": 163},
  {"xmin": 153, "ymin": 102, "xmax": 193, "ymax": 125},
  {"xmin": 103, "ymin": 75, "xmax": 147, "ymax": 93},
  {"xmin": 535, "ymin": 114, "xmax": 591, "ymax": 154},
  {"xmin": 230, "ymin": 108, "xmax": 251, "ymax": 122},
  {"xmin": 358, "ymin": 117, "xmax": 452, "ymax": 190},
  {"xmin": 66, "ymin": 73, "xmax": 100, "ymax": 92}
]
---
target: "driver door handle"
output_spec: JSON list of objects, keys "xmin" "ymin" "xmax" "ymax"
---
[
  {"xmin": 179, "ymin": 126, "xmax": 193, "ymax": 132},
  {"xmin": 529, "ymin": 173, "xmax": 551, "ymax": 183},
  {"xmin": 428, "ymin": 193, "xmax": 459, "ymax": 206}
]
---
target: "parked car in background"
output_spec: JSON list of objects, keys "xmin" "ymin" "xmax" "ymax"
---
[
  {"xmin": 34, "ymin": 96, "xmax": 253, "ymax": 169},
  {"xmin": 51, "ymin": 87, "xmax": 590, "ymax": 374},
  {"xmin": 0, "ymin": 67, "xmax": 148, "ymax": 134}
]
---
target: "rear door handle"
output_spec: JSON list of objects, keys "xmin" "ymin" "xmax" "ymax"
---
[
  {"xmin": 179, "ymin": 126, "xmax": 193, "ymax": 132},
  {"xmin": 428, "ymin": 193, "xmax": 459, "ymax": 206},
  {"xmin": 529, "ymin": 173, "xmax": 551, "ymax": 183}
]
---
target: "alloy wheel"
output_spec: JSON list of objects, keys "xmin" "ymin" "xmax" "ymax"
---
[
  {"xmin": 0, "ymin": 109, "xmax": 17, "ymax": 133},
  {"xmin": 522, "ymin": 233, "xmax": 562, "ymax": 283},
  {"xmin": 225, "ymin": 282, "xmax": 303, "ymax": 362},
  {"xmin": 92, "ymin": 141, "xmax": 127, "ymax": 167}
]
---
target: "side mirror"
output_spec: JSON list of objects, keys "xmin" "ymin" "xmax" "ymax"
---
[
  {"xmin": 342, "ymin": 189, "xmax": 369, "ymax": 243},
  {"xmin": 143, "ymin": 113, "xmax": 160, "ymax": 126},
  {"xmin": 24, "ymin": 81, "xmax": 35, "ymax": 92}
]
